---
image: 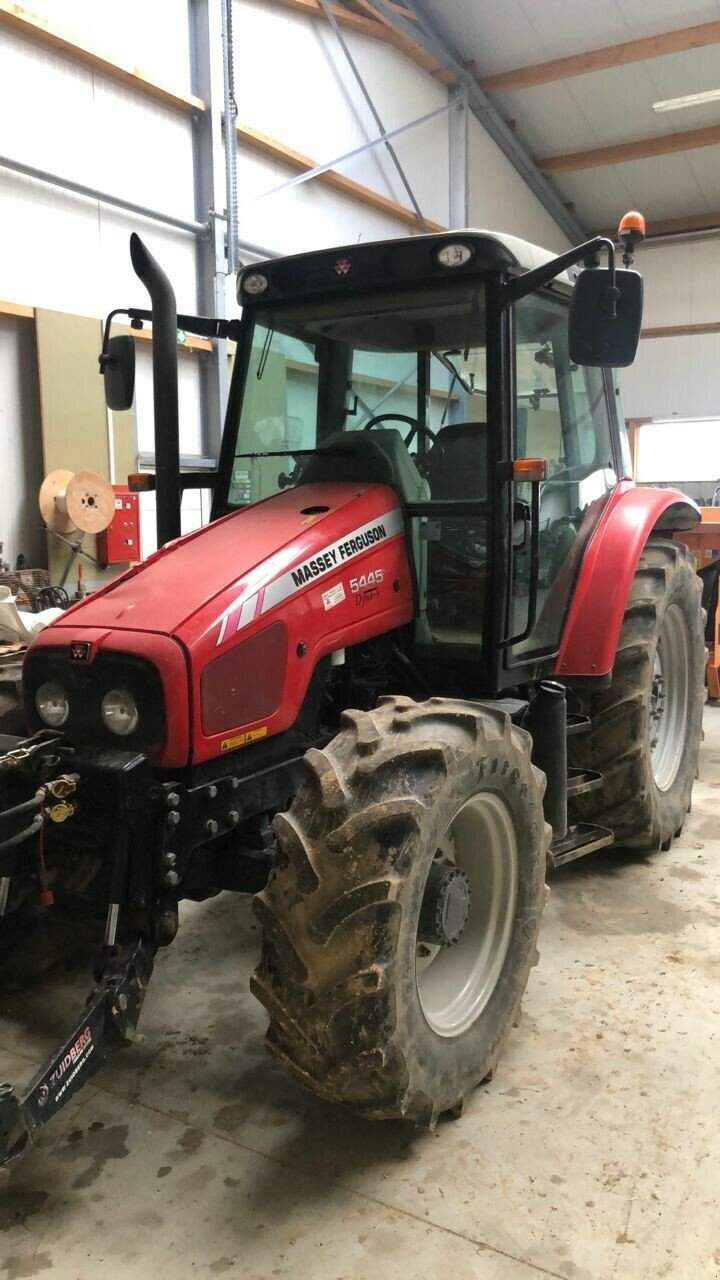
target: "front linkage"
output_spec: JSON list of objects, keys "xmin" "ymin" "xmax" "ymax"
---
[
  {"xmin": 0, "ymin": 937, "xmax": 154, "ymax": 1172},
  {"xmin": 0, "ymin": 724, "xmax": 297, "ymax": 1172},
  {"xmin": 0, "ymin": 730, "xmax": 162, "ymax": 1173}
]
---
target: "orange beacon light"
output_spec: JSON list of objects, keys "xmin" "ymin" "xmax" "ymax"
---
[{"xmin": 618, "ymin": 211, "xmax": 646, "ymax": 266}]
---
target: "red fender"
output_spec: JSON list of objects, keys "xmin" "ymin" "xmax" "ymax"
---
[{"xmin": 554, "ymin": 480, "xmax": 700, "ymax": 679}]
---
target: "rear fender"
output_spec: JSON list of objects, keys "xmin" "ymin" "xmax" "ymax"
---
[{"xmin": 555, "ymin": 481, "xmax": 700, "ymax": 679}]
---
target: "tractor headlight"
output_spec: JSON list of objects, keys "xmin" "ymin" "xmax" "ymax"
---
[
  {"xmin": 241, "ymin": 272, "xmax": 269, "ymax": 296},
  {"xmin": 436, "ymin": 242, "xmax": 473, "ymax": 268},
  {"xmin": 35, "ymin": 681, "xmax": 70, "ymax": 727},
  {"xmin": 101, "ymin": 688, "xmax": 139, "ymax": 737}
]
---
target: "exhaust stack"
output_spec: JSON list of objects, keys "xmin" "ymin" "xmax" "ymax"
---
[{"xmin": 129, "ymin": 233, "xmax": 181, "ymax": 547}]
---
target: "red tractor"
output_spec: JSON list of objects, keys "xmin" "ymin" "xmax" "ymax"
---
[{"xmin": 0, "ymin": 213, "xmax": 704, "ymax": 1166}]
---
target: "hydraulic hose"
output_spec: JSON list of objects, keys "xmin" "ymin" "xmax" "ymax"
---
[
  {"xmin": 0, "ymin": 793, "xmax": 42, "ymax": 827},
  {"xmin": 0, "ymin": 815, "xmax": 42, "ymax": 853}
]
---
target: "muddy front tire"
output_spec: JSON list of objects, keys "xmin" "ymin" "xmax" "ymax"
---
[
  {"xmin": 568, "ymin": 537, "xmax": 704, "ymax": 851},
  {"xmin": 251, "ymin": 696, "xmax": 549, "ymax": 1125}
]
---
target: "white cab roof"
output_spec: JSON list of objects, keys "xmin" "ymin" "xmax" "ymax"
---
[{"xmin": 465, "ymin": 228, "xmax": 577, "ymax": 286}]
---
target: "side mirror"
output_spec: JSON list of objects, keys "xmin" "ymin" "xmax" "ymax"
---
[
  {"xmin": 101, "ymin": 334, "xmax": 135, "ymax": 410},
  {"xmin": 569, "ymin": 268, "xmax": 643, "ymax": 368}
]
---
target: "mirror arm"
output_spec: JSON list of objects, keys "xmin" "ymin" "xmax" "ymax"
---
[
  {"xmin": 505, "ymin": 236, "xmax": 616, "ymax": 307},
  {"xmin": 100, "ymin": 307, "xmax": 241, "ymax": 373},
  {"xmin": 98, "ymin": 308, "xmax": 134, "ymax": 373}
]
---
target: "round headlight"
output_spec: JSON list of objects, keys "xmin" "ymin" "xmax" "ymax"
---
[
  {"xmin": 35, "ymin": 681, "xmax": 69, "ymax": 727},
  {"xmin": 436, "ymin": 242, "xmax": 473, "ymax": 268},
  {"xmin": 242, "ymin": 271, "xmax": 268, "ymax": 296},
  {"xmin": 101, "ymin": 688, "xmax": 139, "ymax": 737}
]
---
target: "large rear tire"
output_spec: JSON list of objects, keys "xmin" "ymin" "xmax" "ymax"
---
[
  {"xmin": 568, "ymin": 537, "xmax": 704, "ymax": 850},
  {"xmin": 251, "ymin": 696, "xmax": 549, "ymax": 1125}
]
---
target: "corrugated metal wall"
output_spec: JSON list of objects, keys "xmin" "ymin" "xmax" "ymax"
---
[
  {"xmin": 619, "ymin": 238, "xmax": 720, "ymax": 419},
  {"xmin": 5, "ymin": 0, "xmax": 706, "ymax": 562}
]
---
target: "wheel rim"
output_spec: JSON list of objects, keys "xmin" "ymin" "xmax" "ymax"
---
[
  {"xmin": 416, "ymin": 792, "xmax": 518, "ymax": 1038},
  {"xmin": 650, "ymin": 603, "xmax": 689, "ymax": 792}
]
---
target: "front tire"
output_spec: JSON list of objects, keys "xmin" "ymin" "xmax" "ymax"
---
[
  {"xmin": 568, "ymin": 537, "xmax": 704, "ymax": 850},
  {"xmin": 251, "ymin": 696, "xmax": 549, "ymax": 1125}
]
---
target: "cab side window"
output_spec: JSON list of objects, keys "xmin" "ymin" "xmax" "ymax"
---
[{"xmin": 512, "ymin": 291, "xmax": 617, "ymax": 655}]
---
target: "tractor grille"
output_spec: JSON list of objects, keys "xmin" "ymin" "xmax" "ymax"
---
[{"xmin": 23, "ymin": 648, "xmax": 166, "ymax": 756}]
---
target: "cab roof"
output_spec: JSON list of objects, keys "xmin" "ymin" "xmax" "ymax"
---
[{"xmin": 237, "ymin": 228, "xmax": 578, "ymax": 307}]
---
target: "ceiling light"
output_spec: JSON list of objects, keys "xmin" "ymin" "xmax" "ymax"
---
[{"xmin": 652, "ymin": 88, "xmax": 720, "ymax": 113}]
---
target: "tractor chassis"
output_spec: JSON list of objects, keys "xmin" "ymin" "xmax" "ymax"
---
[{"xmin": 0, "ymin": 684, "xmax": 615, "ymax": 1171}]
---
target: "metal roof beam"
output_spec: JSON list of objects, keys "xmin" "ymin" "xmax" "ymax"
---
[
  {"xmin": 317, "ymin": 0, "xmax": 430, "ymax": 231},
  {"xmin": 541, "ymin": 123, "xmax": 720, "ymax": 173},
  {"xmin": 368, "ymin": 0, "xmax": 587, "ymax": 243},
  {"xmin": 479, "ymin": 20, "xmax": 720, "ymax": 94}
]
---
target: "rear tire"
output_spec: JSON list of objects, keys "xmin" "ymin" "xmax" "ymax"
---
[
  {"xmin": 251, "ymin": 696, "xmax": 549, "ymax": 1125},
  {"xmin": 568, "ymin": 537, "xmax": 704, "ymax": 850}
]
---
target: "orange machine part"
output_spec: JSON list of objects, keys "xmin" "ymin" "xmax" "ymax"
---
[
  {"xmin": 513, "ymin": 457, "xmax": 547, "ymax": 482},
  {"xmin": 96, "ymin": 486, "xmax": 141, "ymax": 565}
]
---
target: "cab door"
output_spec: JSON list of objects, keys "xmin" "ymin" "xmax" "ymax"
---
[
  {"xmin": 507, "ymin": 288, "xmax": 620, "ymax": 663},
  {"xmin": 409, "ymin": 341, "xmax": 493, "ymax": 661}
]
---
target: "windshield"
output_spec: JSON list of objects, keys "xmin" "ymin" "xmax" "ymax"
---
[{"xmin": 225, "ymin": 284, "xmax": 487, "ymax": 507}]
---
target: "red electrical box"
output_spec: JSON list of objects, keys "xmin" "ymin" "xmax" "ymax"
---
[{"xmin": 97, "ymin": 487, "xmax": 141, "ymax": 565}]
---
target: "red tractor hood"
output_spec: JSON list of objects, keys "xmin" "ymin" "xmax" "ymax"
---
[
  {"xmin": 48, "ymin": 481, "xmax": 401, "ymax": 640},
  {"xmin": 31, "ymin": 481, "xmax": 413, "ymax": 767}
]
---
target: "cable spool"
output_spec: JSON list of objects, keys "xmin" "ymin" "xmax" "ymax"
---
[{"xmin": 39, "ymin": 469, "xmax": 115, "ymax": 537}]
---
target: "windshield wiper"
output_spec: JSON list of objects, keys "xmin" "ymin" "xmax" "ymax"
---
[
  {"xmin": 433, "ymin": 350, "xmax": 486, "ymax": 397},
  {"xmin": 256, "ymin": 327, "xmax": 275, "ymax": 380}
]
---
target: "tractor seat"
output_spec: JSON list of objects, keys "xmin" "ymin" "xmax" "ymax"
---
[
  {"xmin": 297, "ymin": 428, "xmax": 430, "ymax": 505},
  {"xmin": 424, "ymin": 422, "xmax": 488, "ymax": 501}
]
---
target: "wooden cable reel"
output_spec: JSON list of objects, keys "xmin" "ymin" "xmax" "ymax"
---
[
  {"xmin": 38, "ymin": 469, "xmax": 116, "ymax": 588},
  {"xmin": 39, "ymin": 469, "xmax": 115, "ymax": 537}
]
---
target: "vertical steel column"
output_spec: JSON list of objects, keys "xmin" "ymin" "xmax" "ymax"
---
[
  {"xmin": 448, "ymin": 86, "xmax": 469, "ymax": 229},
  {"xmin": 188, "ymin": 0, "xmax": 229, "ymax": 461},
  {"xmin": 370, "ymin": 0, "xmax": 586, "ymax": 244},
  {"xmin": 221, "ymin": 0, "xmax": 239, "ymax": 277}
]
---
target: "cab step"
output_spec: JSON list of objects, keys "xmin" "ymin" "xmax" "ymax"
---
[
  {"xmin": 549, "ymin": 822, "xmax": 614, "ymax": 869},
  {"xmin": 566, "ymin": 766, "xmax": 603, "ymax": 797},
  {"xmin": 566, "ymin": 712, "xmax": 591, "ymax": 737}
]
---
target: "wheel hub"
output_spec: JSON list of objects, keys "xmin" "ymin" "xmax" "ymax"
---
[
  {"xmin": 649, "ymin": 665, "xmax": 666, "ymax": 750},
  {"xmin": 419, "ymin": 864, "xmax": 471, "ymax": 947},
  {"xmin": 649, "ymin": 604, "xmax": 690, "ymax": 791}
]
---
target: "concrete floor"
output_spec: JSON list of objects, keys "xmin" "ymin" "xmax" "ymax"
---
[{"xmin": 0, "ymin": 711, "xmax": 719, "ymax": 1280}]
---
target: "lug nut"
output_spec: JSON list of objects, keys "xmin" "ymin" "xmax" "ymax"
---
[
  {"xmin": 118, "ymin": 993, "xmax": 128, "ymax": 1012},
  {"xmin": 166, "ymin": 791, "xmax": 180, "ymax": 809},
  {"xmin": 231, "ymin": 777, "xmax": 240, "ymax": 790},
  {"xmin": 228, "ymin": 810, "xmax": 239, "ymax": 826},
  {"xmin": 205, "ymin": 819, "xmax": 218, "ymax": 836},
  {"xmin": 164, "ymin": 869, "xmax": 179, "ymax": 888},
  {"xmin": 163, "ymin": 851, "xmax": 177, "ymax": 867},
  {"xmin": 167, "ymin": 810, "xmax": 180, "ymax": 827},
  {"xmin": 206, "ymin": 785, "xmax": 218, "ymax": 800}
]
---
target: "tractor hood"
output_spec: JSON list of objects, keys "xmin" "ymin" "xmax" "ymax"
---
[
  {"xmin": 46, "ymin": 482, "xmax": 402, "ymax": 641},
  {"xmin": 31, "ymin": 481, "xmax": 414, "ymax": 767}
]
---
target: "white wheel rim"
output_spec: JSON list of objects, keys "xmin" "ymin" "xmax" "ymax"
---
[
  {"xmin": 416, "ymin": 792, "xmax": 518, "ymax": 1038},
  {"xmin": 650, "ymin": 603, "xmax": 689, "ymax": 792}
]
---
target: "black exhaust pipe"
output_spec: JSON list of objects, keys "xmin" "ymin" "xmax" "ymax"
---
[
  {"xmin": 524, "ymin": 680, "xmax": 568, "ymax": 842},
  {"xmin": 129, "ymin": 233, "xmax": 181, "ymax": 548}
]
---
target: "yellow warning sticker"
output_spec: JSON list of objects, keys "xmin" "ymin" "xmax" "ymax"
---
[{"xmin": 220, "ymin": 726, "xmax": 268, "ymax": 752}]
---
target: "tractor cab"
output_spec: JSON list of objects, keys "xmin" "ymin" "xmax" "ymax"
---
[{"xmin": 213, "ymin": 225, "xmax": 644, "ymax": 693}]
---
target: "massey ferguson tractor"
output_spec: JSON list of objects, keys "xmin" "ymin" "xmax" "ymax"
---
[{"xmin": 0, "ymin": 213, "xmax": 704, "ymax": 1169}]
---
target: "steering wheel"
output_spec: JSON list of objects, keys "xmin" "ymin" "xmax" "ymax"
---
[{"xmin": 362, "ymin": 412, "xmax": 437, "ymax": 450}]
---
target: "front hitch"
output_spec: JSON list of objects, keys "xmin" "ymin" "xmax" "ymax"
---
[{"xmin": 0, "ymin": 936, "xmax": 155, "ymax": 1173}]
